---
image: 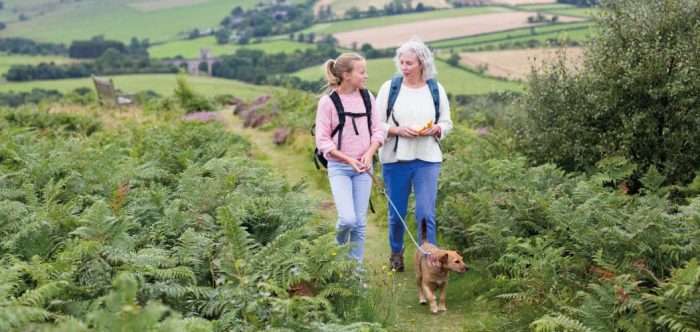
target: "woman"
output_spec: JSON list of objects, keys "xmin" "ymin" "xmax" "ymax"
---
[
  {"xmin": 315, "ymin": 53, "xmax": 384, "ymax": 263},
  {"xmin": 376, "ymin": 39, "xmax": 453, "ymax": 271}
]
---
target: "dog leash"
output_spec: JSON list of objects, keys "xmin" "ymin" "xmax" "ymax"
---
[{"xmin": 366, "ymin": 170, "xmax": 430, "ymax": 256}]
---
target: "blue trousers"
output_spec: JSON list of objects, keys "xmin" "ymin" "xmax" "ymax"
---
[
  {"xmin": 382, "ymin": 160, "xmax": 441, "ymax": 253},
  {"xmin": 327, "ymin": 161, "xmax": 372, "ymax": 262}
]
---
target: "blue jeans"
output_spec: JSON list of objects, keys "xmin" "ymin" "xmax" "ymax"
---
[
  {"xmin": 327, "ymin": 161, "xmax": 372, "ymax": 263},
  {"xmin": 382, "ymin": 160, "xmax": 441, "ymax": 253}
]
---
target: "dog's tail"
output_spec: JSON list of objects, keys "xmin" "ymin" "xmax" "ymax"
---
[{"xmin": 420, "ymin": 218, "xmax": 427, "ymax": 245}]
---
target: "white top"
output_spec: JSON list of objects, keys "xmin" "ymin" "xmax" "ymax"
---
[{"xmin": 376, "ymin": 79, "xmax": 453, "ymax": 163}]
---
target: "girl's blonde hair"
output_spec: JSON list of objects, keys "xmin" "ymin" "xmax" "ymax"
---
[
  {"xmin": 394, "ymin": 38, "xmax": 437, "ymax": 81},
  {"xmin": 321, "ymin": 52, "xmax": 365, "ymax": 95}
]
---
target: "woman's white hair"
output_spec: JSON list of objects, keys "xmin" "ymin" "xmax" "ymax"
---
[{"xmin": 394, "ymin": 38, "xmax": 437, "ymax": 81}]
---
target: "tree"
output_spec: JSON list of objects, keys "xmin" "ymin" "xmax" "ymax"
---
[
  {"xmin": 0, "ymin": 1, "xmax": 4, "ymax": 10},
  {"xmin": 345, "ymin": 6, "xmax": 361, "ymax": 19},
  {"xmin": 447, "ymin": 53, "xmax": 460, "ymax": 67},
  {"xmin": 215, "ymin": 29, "xmax": 231, "ymax": 45},
  {"xmin": 0, "ymin": 22, "xmax": 5, "ymax": 30},
  {"xmin": 518, "ymin": 0, "xmax": 700, "ymax": 186},
  {"xmin": 306, "ymin": 32, "xmax": 315, "ymax": 43}
]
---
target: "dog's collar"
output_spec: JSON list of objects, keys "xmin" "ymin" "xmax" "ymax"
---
[{"xmin": 426, "ymin": 252, "xmax": 442, "ymax": 273}]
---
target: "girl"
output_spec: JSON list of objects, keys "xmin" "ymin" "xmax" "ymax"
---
[{"xmin": 315, "ymin": 53, "xmax": 384, "ymax": 263}]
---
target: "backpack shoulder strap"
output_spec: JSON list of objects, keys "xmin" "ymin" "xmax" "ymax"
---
[
  {"xmin": 387, "ymin": 76, "xmax": 403, "ymax": 119},
  {"xmin": 328, "ymin": 91, "xmax": 346, "ymax": 150},
  {"xmin": 426, "ymin": 78, "xmax": 440, "ymax": 122},
  {"xmin": 359, "ymin": 88, "xmax": 372, "ymax": 136}
]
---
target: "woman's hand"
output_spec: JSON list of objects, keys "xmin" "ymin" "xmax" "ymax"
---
[
  {"xmin": 421, "ymin": 124, "xmax": 441, "ymax": 137},
  {"xmin": 394, "ymin": 126, "xmax": 419, "ymax": 138}
]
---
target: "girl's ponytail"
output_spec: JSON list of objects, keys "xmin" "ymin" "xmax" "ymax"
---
[{"xmin": 320, "ymin": 52, "xmax": 365, "ymax": 96}]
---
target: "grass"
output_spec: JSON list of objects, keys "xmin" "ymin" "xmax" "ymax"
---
[
  {"xmin": 0, "ymin": 54, "xmax": 78, "ymax": 76},
  {"xmin": 300, "ymin": 6, "xmax": 513, "ymax": 35},
  {"xmin": 0, "ymin": 0, "xmax": 262, "ymax": 43},
  {"xmin": 148, "ymin": 37, "xmax": 316, "ymax": 59},
  {"xmin": 0, "ymin": 73, "xmax": 278, "ymax": 99},
  {"xmin": 292, "ymin": 57, "xmax": 523, "ymax": 95},
  {"xmin": 322, "ymin": 0, "xmax": 450, "ymax": 17},
  {"xmin": 429, "ymin": 21, "xmax": 595, "ymax": 50},
  {"xmin": 221, "ymin": 117, "xmax": 518, "ymax": 331}
]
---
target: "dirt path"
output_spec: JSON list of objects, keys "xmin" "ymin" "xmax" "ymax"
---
[{"xmin": 219, "ymin": 108, "xmax": 496, "ymax": 331}]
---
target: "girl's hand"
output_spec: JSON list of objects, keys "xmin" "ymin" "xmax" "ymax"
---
[
  {"xmin": 360, "ymin": 152, "xmax": 373, "ymax": 170},
  {"xmin": 348, "ymin": 158, "xmax": 367, "ymax": 173}
]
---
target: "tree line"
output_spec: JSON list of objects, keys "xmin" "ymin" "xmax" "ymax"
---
[{"xmin": 4, "ymin": 49, "xmax": 176, "ymax": 81}]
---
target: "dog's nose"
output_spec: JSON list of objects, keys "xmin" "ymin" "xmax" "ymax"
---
[{"xmin": 463, "ymin": 265, "xmax": 469, "ymax": 273}]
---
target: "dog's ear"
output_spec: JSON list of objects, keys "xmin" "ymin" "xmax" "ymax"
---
[{"xmin": 439, "ymin": 252, "xmax": 449, "ymax": 264}]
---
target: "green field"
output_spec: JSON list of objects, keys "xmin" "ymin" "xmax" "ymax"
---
[
  {"xmin": 292, "ymin": 57, "xmax": 523, "ymax": 95},
  {"xmin": 301, "ymin": 6, "xmax": 513, "ymax": 35},
  {"xmin": 148, "ymin": 37, "xmax": 316, "ymax": 59},
  {"xmin": 515, "ymin": 3, "xmax": 576, "ymax": 11},
  {"xmin": 0, "ymin": 74, "xmax": 278, "ymax": 99},
  {"xmin": 429, "ymin": 21, "xmax": 594, "ymax": 50},
  {"xmin": 0, "ymin": 54, "xmax": 77, "ymax": 76},
  {"xmin": 0, "ymin": 0, "xmax": 263, "ymax": 44},
  {"xmin": 323, "ymin": 0, "xmax": 450, "ymax": 16},
  {"xmin": 547, "ymin": 7, "xmax": 597, "ymax": 18},
  {"xmin": 516, "ymin": 3, "xmax": 597, "ymax": 18}
]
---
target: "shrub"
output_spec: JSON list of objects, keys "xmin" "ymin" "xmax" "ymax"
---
[{"xmin": 517, "ymin": 0, "xmax": 700, "ymax": 186}]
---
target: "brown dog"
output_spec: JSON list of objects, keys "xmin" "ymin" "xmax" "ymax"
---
[{"xmin": 413, "ymin": 219, "xmax": 468, "ymax": 313}]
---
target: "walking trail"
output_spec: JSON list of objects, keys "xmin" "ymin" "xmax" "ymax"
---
[{"xmin": 220, "ymin": 109, "xmax": 495, "ymax": 331}]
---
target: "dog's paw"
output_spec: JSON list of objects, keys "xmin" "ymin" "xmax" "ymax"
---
[
  {"xmin": 419, "ymin": 300, "xmax": 427, "ymax": 305},
  {"xmin": 430, "ymin": 305, "xmax": 438, "ymax": 314},
  {"xmin": 438, "ymin": 306, "xmax": 447, "ymax": 312}
]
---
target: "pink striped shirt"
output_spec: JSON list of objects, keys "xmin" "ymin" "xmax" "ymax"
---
[{"xmin": 315, "ymin": 90, "xmax": 384, "ymax": 162}]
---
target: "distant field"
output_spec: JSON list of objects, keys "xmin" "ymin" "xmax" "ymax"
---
[
  {"xmin": 515, "ymin": 3, "xmax": 576, "ymax": 11},
  {"xmin": 292, "ymin": 57, "xmax": 523, "ymax": 95},
  {"xmin": 429, "ymin": 21, "xmax": 594, "ymax": 50},
  {"xmin": 333, "ymin": 11, "xmax": 587, "ymax": 49},
  {"xmin": 458, "ymin": 47, "xmax": 584, "ymax": 80},
  {"xmin": 301, "ymin": 6, "xmax": 513, "ymax": 35},
  {"xmin": 148, "ymin": 37, "xmax": 315, "ymax": 59},
  {"xmin": 0, "ymin": 0, "xmax": 261, "ymax": 44},
  {"xmin": 546, "ymin": 7, "xmax": 596, "ymax": 18},
  {"xmin": 490, "ymin": 0, "xmax": 557, "ymax": 4},
  {"xmin": 0, "ymin": 74, "xmax": 278, "ymax": 99},
  {"xmin": 313, "ymin": 0, "xmax": 450, "ymax": 17},
  {"xmin": 0, "ymin": 54, "xmax": 78, "ymax": 76}
]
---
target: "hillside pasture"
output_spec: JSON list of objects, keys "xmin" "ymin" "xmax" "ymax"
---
[
  {"xmin": 128, "ymin": 0, "xmax": 209, "ymax": 11},
  {"xmin": 148, "ymin": 37, "xmax": 315, "ymax": 59},
  {"xmin": 0, "ymin": 0, "xmax": 261, "ymax": 44},
  {"xmin": 292, "ymin": 57, "xmax": 523, "ymax": 95},
  {"xmin": 313, "ymin": 0, "xmax": 450, "ymax": 17},
  {"xmin": 458, "ymin": 47, "xmax": 584, "ymax": 80},
  {"xmin": 332, "ymin": 11, "xmax": 588, "ymax": 49},
  {"xmin": 0, "ymin": 74, "xmax": 277, "ymax": 99},
  {"xmin": 302, "ymin": 6, "xmax": 513, "ymax": 35}
]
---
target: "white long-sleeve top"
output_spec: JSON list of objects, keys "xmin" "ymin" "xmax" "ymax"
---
[{"xmin": 376, "ymin": 79, "xmax": 453, "ymax": 164}]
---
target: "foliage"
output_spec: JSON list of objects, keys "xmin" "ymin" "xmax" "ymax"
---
[
  {"xmin": 173, "ymin": 75, "xmax": 215, "ymax": 113},
  {"xmin": 439, "ymin": 125, "xmax": 700, "ymax": 330},
  {"xmin": 221, "ymin": 3, "xmax": 315, "ymax": 42},
  {"xmin": 0, "ymin": 37, "xmax": 67, "ymax": 56},
  {"xmin": 518, "ymin": 0, "xmax": 700, "ymax": 186},
  {"xmin": 68, "ymin": 36, "xmax": 129, "ymax": 59},
  {"xmin": 0, "ymin": 106, "xmax": 377, "ymax": 330},
  {"xmin": 212, "ymin": 43, "xmax": 339, "ymax": 85}
]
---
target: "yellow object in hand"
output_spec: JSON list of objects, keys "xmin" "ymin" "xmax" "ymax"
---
[{"xmin": 417, "ymin": 120, "xmax": 433, "ymax": 135}]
